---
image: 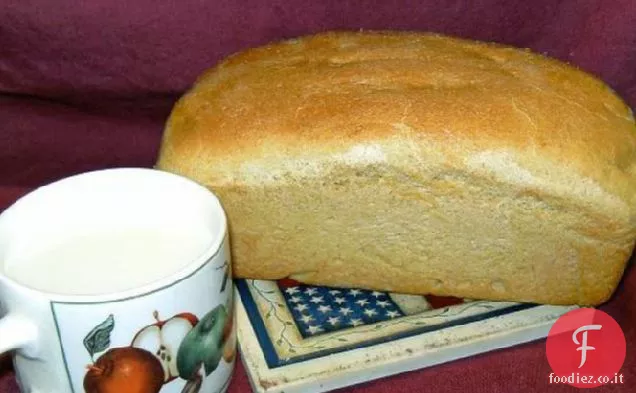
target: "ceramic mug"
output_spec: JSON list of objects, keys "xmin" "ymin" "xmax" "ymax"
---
[{"xmin": 0, "ymin": 168, "xmax": 236, "ymax": 393}]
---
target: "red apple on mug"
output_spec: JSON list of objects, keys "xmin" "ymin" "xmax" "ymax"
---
[
  {"xmin": 84, "ymin": 347, "xmax": 164, "ymax": 393},
  {"xmin": 131, "ymin": 311, "xmax": 198, "ymax": 382}
]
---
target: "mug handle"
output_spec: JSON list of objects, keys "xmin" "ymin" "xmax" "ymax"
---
[{"xmin": 0, "ymin": 314, "xmax": 39, "ymax": 358}]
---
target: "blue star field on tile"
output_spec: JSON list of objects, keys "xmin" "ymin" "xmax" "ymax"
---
[{"xmin": 281, "ymin": 284, "xmax": 405, "ymax": 337}]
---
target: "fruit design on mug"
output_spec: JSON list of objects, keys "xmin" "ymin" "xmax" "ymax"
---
[
  {"xmin": 81, "ymin": 271, "xmax": 236, "ymax": 393},
  {"xmin": 131, "ymin": 311, "xmax": 199, "ymax": 383},
  {"xmin": 83, "ymin": 314, "xmax": 165, "ymax": 393},
  {"xmin": 84, "ymin": 346, "xmax": 164, "ymax": 393}
]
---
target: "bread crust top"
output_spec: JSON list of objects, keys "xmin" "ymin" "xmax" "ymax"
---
[{"xmin": 157, "ymin": 31, "xmax": 636, "ymax": 225}]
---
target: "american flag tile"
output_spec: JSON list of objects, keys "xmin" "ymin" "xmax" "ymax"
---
[
  {"xmin": 235, "ymin": 278, "xmax": 577, "ymax": 393},
  {"xmin": 283, "ymin": 285, "xmax": 405, "ymax": 336}
]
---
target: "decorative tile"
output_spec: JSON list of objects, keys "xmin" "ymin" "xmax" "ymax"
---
[{"xmin": 236, "ymin": 278, "xmax": 577, "ymax": 393}]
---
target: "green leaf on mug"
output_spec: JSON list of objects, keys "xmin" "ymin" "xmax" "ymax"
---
[
  {"xmin": 83, "ymin": 314, "xmax": 115, "ymax": 360},
  {"xmin": 220, "ymin": 266, "xmax": 229, "ymax": 293}
]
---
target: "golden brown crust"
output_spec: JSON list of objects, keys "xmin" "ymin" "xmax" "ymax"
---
[
  {"xmin": 157, "ymin": 31, "xmax": 636, "ymax": 305},
  {"xmin": 160, "ymin": 31, "xmax": 636, "ymax": 201}
]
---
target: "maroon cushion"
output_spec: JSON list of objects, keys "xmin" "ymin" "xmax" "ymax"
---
[
  {"xmin": 2, "ymin": 0, "xmax": 635, "ymax": 105},
  {"xmin": 1, "ymin": 1, "xmax": 635, "ymax": 392}
]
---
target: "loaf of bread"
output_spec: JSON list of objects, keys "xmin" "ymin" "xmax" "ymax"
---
[{"xmin": 157, "ymin": 31, "xmax": 636, "ymax": 306}]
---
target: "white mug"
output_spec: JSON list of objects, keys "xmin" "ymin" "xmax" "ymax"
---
[{"xmin": 0, "ymin": 168, "xmax": 236, "ymax": 393}]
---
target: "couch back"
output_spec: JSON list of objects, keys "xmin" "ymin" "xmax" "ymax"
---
[
  {"xmin": 1, "ymin": 0, "xmax": 635, "ymax": 186},
  {"xmin": 2, "ymin": 0, "xmax": 635, "ymax": 106}
]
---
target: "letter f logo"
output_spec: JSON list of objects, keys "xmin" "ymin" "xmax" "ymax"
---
[{"xmin": 572, "ymin": 324, "xmax": 602, "ymax": 368}]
